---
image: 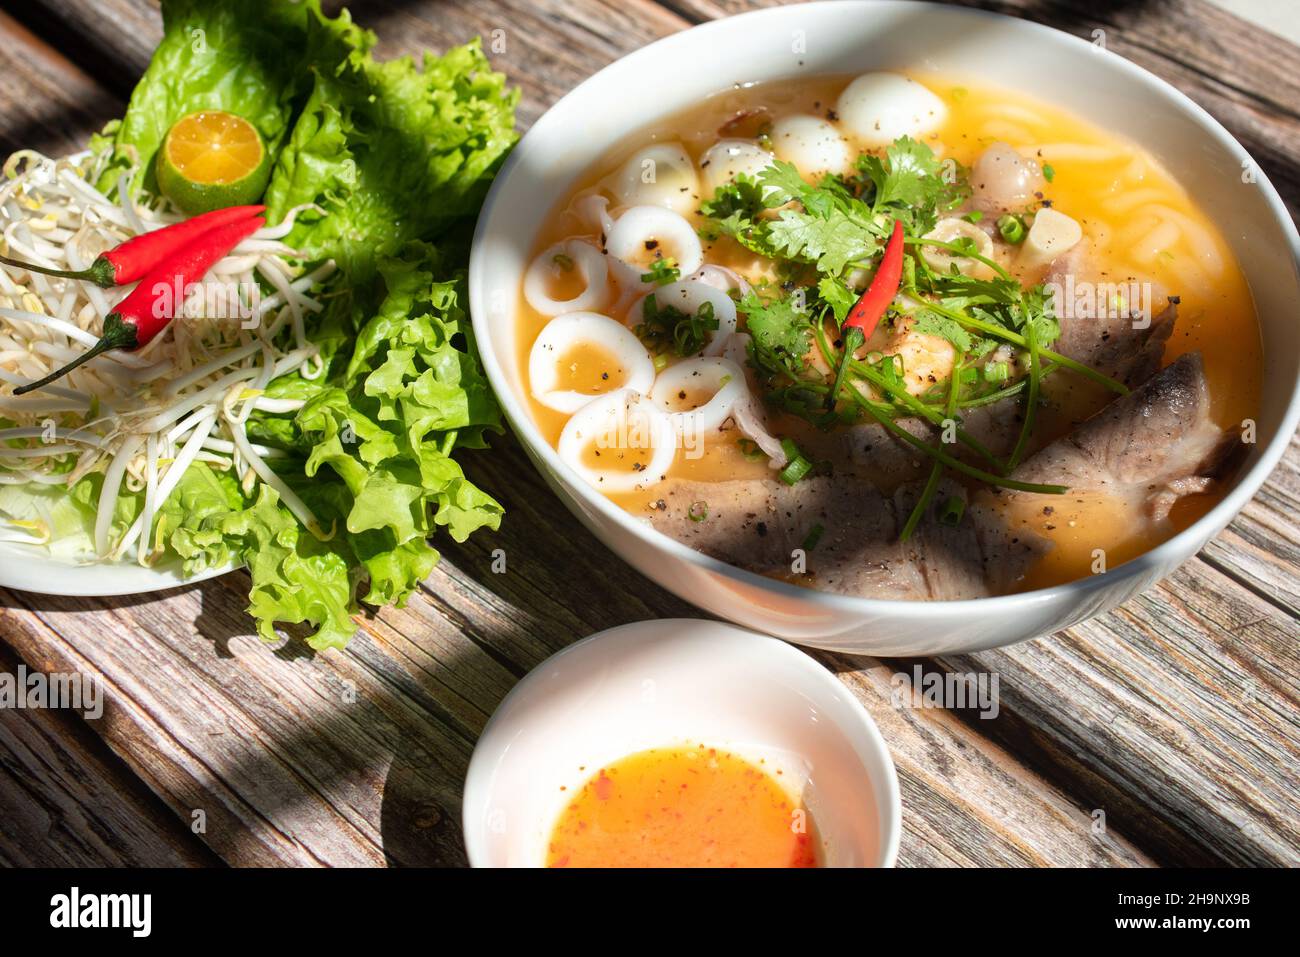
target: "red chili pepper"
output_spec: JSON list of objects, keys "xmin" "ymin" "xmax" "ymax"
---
[
  {"xmin": 13, "ymin": 215, "xmax": 265, "ymax": 395},
  {"xmin": 844, "ymin": 218, "xmax": 904, "ymax": 339},
  {"xmin": 827, "ymin": 219, "xmax": 905, "ymax": 410},
  {"xmin": 0, "ymin": 204, "xmax": 264, "ymax": 288}
]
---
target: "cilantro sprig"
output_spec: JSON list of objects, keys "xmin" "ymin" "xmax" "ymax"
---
[{"xmin": 693, "ymin": 134, "xmax": 1128, "ymax": 525}]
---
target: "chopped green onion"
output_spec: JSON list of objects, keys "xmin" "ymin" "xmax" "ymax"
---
[
  {"xmin": 938, "ymin": 495, "xmax": 966, "ymax": 526},
  {"xmin": 637, "ymin": 295, "xmax": 717, "ymax": 357},
  {"xmin": 900, "ymin": 462, "xmax": 943, "ymax": 542},
  {"xmin": 984, "ymin": 360, "xmax": 1010, "ymax": 383},
  {"xmin": 688, "ymin": 501, "xmax": 709, "ymax": 522},
  {"xmin": 964, "ymin": 210, "xmax": 984, "ymax": 223},
  {"xmin": 640, "ymin": 257, "xmax": 680, "ymax": 286},
  {"xmin": 779, "ymin": 438, "xmax": 813, "ymax": 485},
  {"xmin": 653, "ymin": 353, "xmax": 668, "ymax": 371},
  {"xmin": 1042, "ymin": 163, "xmax": 1055, "ymax": 182},
  {"xmin": 997, "ymin": 214, "xmax": 1026, "ymax": 244},
  {"xmin": 552, "ymin": 252, "xmax": 574, "ymax": 271},
  {"xmin": 780, "ymin": 459, "xmax": 813, "ymax": 485},
  {"xmin": 737, "ymin": 438, "xmax": 764, "ymax": 461},
  {"xmin": 960, "ymin": 362, "xmax": 1059, "ymax": 409},
  {"xmin": 802, "ymin": 523, "xmax": 825, "ymax": 551}
]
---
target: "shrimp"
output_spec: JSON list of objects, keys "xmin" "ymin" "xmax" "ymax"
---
[{"xmin": 882, "ymin": 317, "xmax": 956, "ymax": 396}]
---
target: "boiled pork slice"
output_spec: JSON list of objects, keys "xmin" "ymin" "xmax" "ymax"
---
[
  {"xmin": 1045, "ymin": 243, "xmax": 1177, "ymax": 388},
  {"xmin": 649, "ymin": 475, "xmax": 988, "ymax": 600},
  {"xmin": 973, "ymin": 351, "xmax": 1238, "ymax": 589},
  {"xmin": 650, "ymin": 354, "xmax": 1235, "ymax": 600},
  {"xmin": 982, "ymin": 351, "xmax": 1238, "ymax": 519}
]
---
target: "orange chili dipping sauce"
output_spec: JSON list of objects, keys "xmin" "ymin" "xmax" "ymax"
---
[{"xmin": 545, "ymin": 745, "xmax": 819, "ymax": 868}]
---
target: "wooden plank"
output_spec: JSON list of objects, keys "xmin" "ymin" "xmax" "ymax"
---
[
  {"xmin": 5, "ymin": 0, "xmax": 686, "ymax": 131},
  {"xmin": 0, "ymin": 640, "xmax": 219, "ymax": 866},
  {"xmin": 2, "ymin": 0, "xmax": 160, "ymax": 97},
  {"xmin": 0, "ymin": 8, "xmax": 123, "ymax": 156},
  {"xmin": 821, "ymin": 658, "xmax": 1151, "ymax": 866},
  {"xmin": 1200, "ymin": 432, "xmax": 1300, "ymax": 618},
  {"xmin": 939, "ymin": 555, "xmax": 1300, "ymax": 866}
]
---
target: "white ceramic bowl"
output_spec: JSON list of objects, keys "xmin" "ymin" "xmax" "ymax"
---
[
  {"xmin": 469, "ymin": 0, "xmax": 1300, "ymax": 656},
  {"xmin": 462, "ymin": 618, "xmax": 901, "ymax": 867}
]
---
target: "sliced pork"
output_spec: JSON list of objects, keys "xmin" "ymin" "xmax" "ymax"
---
[
  {"xmin": 650, "ymin": 475, "xmax": 989, "ymax": 600},
  {"xmin": 1044, "ymin": 243, "xmax": 1177, "ymax": 388},
  {"xmin": 651, "ymin": 354, "xmax": 1233, "ymax": 600},
  {"xmin": 983, "ymin": 351, "xmax": 1238, "ymax": 522}
]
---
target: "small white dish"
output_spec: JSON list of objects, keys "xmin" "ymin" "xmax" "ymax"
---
[{"xmin": 462, "ymin": 618, "xmax": 901, "ymax": 868}]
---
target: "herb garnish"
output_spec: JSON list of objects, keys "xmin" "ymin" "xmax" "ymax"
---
[
  {"xmin": 636, "ymin": 295, "xmax": 719, "ymax": 357},
  {"xmin": 693, "ymin": 134, "xmax": 1127, "ymax": 532},
  {"xmin": 640, "ymin": 257, "xmax": 681, "ymax": 286}
]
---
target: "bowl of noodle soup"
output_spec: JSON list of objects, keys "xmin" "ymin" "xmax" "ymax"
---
[{"xmin": 469, "ymin": 0, "xmax": 1300, "ymax": 655}]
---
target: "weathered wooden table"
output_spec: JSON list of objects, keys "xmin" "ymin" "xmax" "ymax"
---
[{"xmin": 0, "ymin": 0, "xmax": 1296, "ymax": 868}]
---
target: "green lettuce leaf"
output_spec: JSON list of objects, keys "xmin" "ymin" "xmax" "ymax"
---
[
  {"xmin": 181, "ymin": 484, "xmax": 358, "ymax": 651},
  {"xmin": 161, "ymin": 463, "xmax": 248, "ymax": 572},
  {"xmin": 265, "ymin": 36, "xmax": 518, "ymax": 279},
  {"xmin": 292, "ymin": 243, "xmax": 504, "ymax": 608},
  {"xmin": 96, "ymin": 0, "xmax": 516, "ymax": 650},
  {"xmin": 104, "ymin": 0, "xmax": 369, "ymax": 194}
]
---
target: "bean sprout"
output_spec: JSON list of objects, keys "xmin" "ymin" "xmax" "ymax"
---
[{"xmin": 0, "ymin": 150, "xmax": 337, "ymax": 564}]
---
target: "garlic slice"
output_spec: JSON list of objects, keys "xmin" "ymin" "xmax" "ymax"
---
[{"xmin": 1021, "ymin": 208, "xmax": 1084, "ymax": 271}]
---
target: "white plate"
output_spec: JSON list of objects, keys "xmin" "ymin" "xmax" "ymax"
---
[
  {"xmin": 0, "ymin": 542, "xmax": 234, "ymax": 596},
  {"xmin": 462, "ymin": 618, "xmax": 901, "ymax": 867}
]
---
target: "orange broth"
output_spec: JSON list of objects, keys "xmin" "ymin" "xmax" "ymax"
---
[
  {"xmin": 518, "ymin": 74, "xmax": 1262, "ymax": 591},
  {"xmin": 545, "ymin": 745, "xmax": 820, "ymax": 868}
]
